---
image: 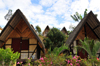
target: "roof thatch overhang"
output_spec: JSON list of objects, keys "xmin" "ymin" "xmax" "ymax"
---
[
  {"xmin": 66, "ymin": 11, "xmax": 100, "ymax": 47},
  {"xmin": 0, "ymin": 9, "xmax": 45, "ymax": 53}
]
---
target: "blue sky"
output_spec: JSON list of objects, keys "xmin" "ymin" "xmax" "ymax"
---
[{"xmin": 0, "ymin": 0, "xmax": 100, "ymax": 32}]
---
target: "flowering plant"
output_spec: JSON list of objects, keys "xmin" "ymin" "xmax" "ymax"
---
[
  {"xmin": 66, "ymin": 55, "xmax": 92, "ymax": 66},
  {"xmin": 17, "ymin": 58, "xmax": 33, "ymax": 66},
  {"xmin": 35, "ymin": 53, "xmax": 66, "ymax": 66}
]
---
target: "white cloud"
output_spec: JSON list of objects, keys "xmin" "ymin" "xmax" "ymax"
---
[
  {"xmin": 54, "ymin": 21, "xmax": 79, "ymax": 31},
  {"xmin": 0, "ymin": 0, "xmax": 5, "ymax": 9},
  {"xmin": 46, "ymin": 0, "xmax": 71, "ymax": 16},
  {"xmin": 39, "ymin": 0, "xmax": 57, "ymax": 7},
  {"xmin": 0, "ymin": 10, "xmax": 7, "ymax": 26},
  {"xmin": 0, "ymin": 0, "xmax": 100, "ymax": 32},
  {"xmin": 70, "ymin": 0, "xmax": 89, "ymax": 14},
  {"xmin": 89, "ymin": 0, "xmax": 100, "ymax": 11}
]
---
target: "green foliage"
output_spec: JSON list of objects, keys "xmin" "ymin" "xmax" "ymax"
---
[
  {"xmin": 78, "ymin": 37, "xmax": 100, "ymax": 58},
  {"xmin": 35, "ymin": 52, "xmax": 100, "ymax": 66},
  {"xmin": 67, "ymin": 31, "xmax": 72, "ymax": 35},
  {"xmin": 71, "ymin": 12, "xmax": 82, "ymax": 22},
  {"xmin": 71, "ymin": 9, "xmax": 88, "ymax": 22},
  {"xmin": 76, "ymin": 37, "xmax": 100, "ymax": 66},
  {"xmin": 88, "ymin": 57, "xmax": 100, "ymax": 66},
  {"xmin": 84, "ymin": 9, "xmax": 88, "ymax": 17},
  {"xmin": 48, "ymin": 45, "xmax": 69, "ymax": 56},
  {"xmin": 35, "ymin": 53, "xmax": 66, "ymax": 66},
  {"xmin": 43, "ymin": 27, "xmax": 66, "ymax": 51},
  {"xmin": 35, "ymin": 47, "xmax": 67, "ymax": 66},
  {"xmin": 66, "ymin": 55, "xmax": 92, "ymax": 66},
  {"xmin": 0, "ymin": 48, "xmax": 20, "ymax": 65},
  {"xmin": 35, "ymin": 25, "xmax": 41, "ymax": 35},
  {"xmin": 71, "ymin": 9, "xmax": 98, "ymax": 23},
  {"xmin": 17, "ymin": 58, "xmax": 34, "ymax": 66},
  {"xmin": 34, "ymin": 46, "xmax": 100, "ymax": 66}
]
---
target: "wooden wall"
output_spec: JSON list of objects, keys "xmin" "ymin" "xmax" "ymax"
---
[
  {"xmin": 5, "ymin": 38, "xmax": 38, "ymax": 59},
  {"xmin": 75, "ymin": 23, "xmax": 98, "ymax": 40},
  {"xmin": 4, "ymin": 19, "xmax": 41, "ymax": 59},
  {"xmin": 75, "ymin": 27, "xmax": 85, "ymax": 40},
  {"xmin": 5, "ymin": 39, "xmax": 12, "ymax": 49},
  {"xmin": 74, "ymin": 23, "xmax": 98, "ymax": 58},
  {"xmin": 85, "ymin": 23, "xmax": 97, "ymax": 40}
]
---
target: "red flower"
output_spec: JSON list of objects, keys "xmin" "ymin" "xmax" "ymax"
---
[{"xmin": 97, "ymin": 58, "xmax": 99, "ymax": 60}]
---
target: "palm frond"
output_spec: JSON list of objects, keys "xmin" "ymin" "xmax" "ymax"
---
[
  {"xmin": 84, "ymin": 9, "xmax": 88, "ymax": 17},
  {"xmin": 71, "ymin": 15, "xmax": 78, "ymax": 21}
]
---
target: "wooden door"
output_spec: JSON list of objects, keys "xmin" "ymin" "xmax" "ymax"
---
[
  {"xmin": 12, "ymin": 38, "xmax": 21, "ymax": 53},
  {"xmin": 21, "ymin": 39, "xmax": 29, "ymax": 50}
]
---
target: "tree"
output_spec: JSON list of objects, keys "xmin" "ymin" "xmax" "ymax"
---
[
  {"xmin": 35, "ymin": 25, "xmax": 41, "ymax": 35},
  {"xmin": 71, "ymin": 9, "xmax": 97, "ymax": 22},
  {"xmin": 4, "ymin": 9, "xmax": 12, "ymax": 21},
  {"xmin": 43, "ymin": 27, "xmax": 66, "ymax": 51},
  {"xmin": 71, "ymin": 9, "xmax": 87, "ymax": 22}
]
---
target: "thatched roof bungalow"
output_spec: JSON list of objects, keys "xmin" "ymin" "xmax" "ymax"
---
[
  {"xmin": 64, "ymin": 11, "xmax": 100, "ymax": 58},
  {"xmin": 0, "ymin": 9, "xmax": 45, "ymax": 59}
]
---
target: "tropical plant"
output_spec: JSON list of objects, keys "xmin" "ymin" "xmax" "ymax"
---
[
  {"xmin": 77, "ymin": 37, "xmax": 100, "ymax": 66},
  {"xmin": 71, "ymin": 9, "xmax": 87, "ymax": 22},
  {"xmin": 43, "ymin": 27, "xmax": 66, "ymax": 51},
  {"xmin": 71, "ymin": 9, "xmax": 98, "ymax": 22},
  {"xmin": 47, "ymin": 45, "xmax": 69, "ymax": 56}
]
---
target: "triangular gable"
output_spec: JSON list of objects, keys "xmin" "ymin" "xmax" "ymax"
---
[
  {"xmin": 0, "ymin": 9, "xmax": 45, "ymax": 52},
  {"xmin": 42, "ymin": 25, "xmax": 50, "ymax": 36},
  {"xmin": 66, "ymin": 11, "xmax": 100, "ymax": 46},
  {"xmin": 61, "ymin": 27, "xmax": 68, "ymax": 35}
]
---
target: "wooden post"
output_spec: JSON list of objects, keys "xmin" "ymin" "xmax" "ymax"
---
[
  {"xmin": 37, "ymin": 41, "xmax": 40, "ymax": 59},
  {"xmin": 20, "ymin": 37, "xmax": 22, "ymax": 59}
]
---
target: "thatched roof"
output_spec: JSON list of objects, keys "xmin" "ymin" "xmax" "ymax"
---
[
  {"xmin": 66, "ymin": 11, "xmax": 100, "ymax": 47},
  {"xmin": 0, "ymin": 9, "xmax": 45, "ymax": 53},
  {"xmin": 61, "ymin": 27, "xmax": 68, "ymax": 35},
  {"xmin": 42, "ymin": 25, "xmax": 50, "ymax": 35}
]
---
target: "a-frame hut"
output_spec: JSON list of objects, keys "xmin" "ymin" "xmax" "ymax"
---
[
  {"xmin": 42, "ymin": 25, "xmax": 50, "ymax": 37},
  {"xmin": 0, "ymin": 9, "xmax": 45, "ymax": 59},
  {"xmin": 65, "ymin": 11, "xmax": 100, "ymax": 58},
  {"xmin": 61, "ymin": 27, "xmax": 68, "ymax": 35}
]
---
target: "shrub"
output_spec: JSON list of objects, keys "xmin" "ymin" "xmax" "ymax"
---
[
  {"xmin": 0, "ymin": 48, "xmax": 20, "ymax": 65},
  {"xmin": 43, "ymin": 27, "xmax": 66, "ymax": 51}
]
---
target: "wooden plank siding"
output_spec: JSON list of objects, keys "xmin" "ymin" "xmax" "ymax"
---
[
  {"xmin": 75, "ymin": 23, "xmax": 98, "ymax": 40},
  {"xmin": 75, "ymin": 27, "xmax": 85, "ymax": 40}
]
